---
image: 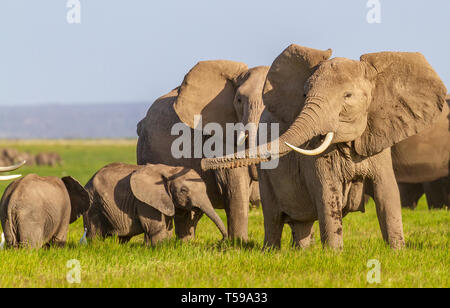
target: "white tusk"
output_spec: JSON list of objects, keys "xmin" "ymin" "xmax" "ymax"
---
[
  {"xmin": 237, "ymin": 130, "xmax": 247, "ymax": 146},
  {"xmin": 0, "ymin": 233, "xmax": 5, "ymax": 250},
  {"xmin": 285, "ymin": 132, "xmax": 334, "ymax": 156},
  {"xmin": 0, "ymin": 175, "xmax": 22, "ymax": 181},
  {"xmin": 0, "ymin": 161, "xmax": 26, "ymax": 172}
]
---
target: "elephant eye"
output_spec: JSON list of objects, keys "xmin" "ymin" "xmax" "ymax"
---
[
  {"xmin": 180, "ymin": 186, "xmax": 189, "ymax": 194},
  {"xmin": 344, "ymin": 92, "xmax": 352, "ymax": 99}
]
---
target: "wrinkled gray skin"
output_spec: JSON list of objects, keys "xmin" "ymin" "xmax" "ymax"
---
[
  {"xmin": 83, "ymin": 163, "xmax": 227, "ymax": 246},
  {"xmin": 391, "ymin": 98, "xmax": 449, "ymax": 209},
  {"xmin": 202, "ymin": 45, "xmax": 447, "ymax": 250},
  {"xmin": 249, "ymin": 181, "xmax": 261, "ymax": 209},
  {"xmin": 0, "ymin": 174, "xmax": 89, "ymax": 248},
  {"xmin": 137, "ymin": 61, "xmax": 268, "ymax": 241}
]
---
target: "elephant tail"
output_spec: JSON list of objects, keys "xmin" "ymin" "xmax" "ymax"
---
[{"xmin": 2, "ymin": 214, "xmax": 18, "ymax": 248}]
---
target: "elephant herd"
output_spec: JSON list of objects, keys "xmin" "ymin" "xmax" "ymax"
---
[{"xmin": 0, "ymin": 44, "xmax": 448, "ymax": 250}]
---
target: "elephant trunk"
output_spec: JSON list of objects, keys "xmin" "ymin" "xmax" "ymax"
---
[
  {"xmin": 197, "ymin": 201, "xmax": 228, "ymax": 239},
  {"xmin": 202, "ymin": 101, "xmax": 329, "ymax": 170},
  {"xmin": 237, "ymin": 98, "xmax": 265, "ymax": 146}
]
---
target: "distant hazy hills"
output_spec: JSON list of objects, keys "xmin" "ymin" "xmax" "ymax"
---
[{"xmin": 0, "ymin": 103, "xmax": 150, "ymax": 139}]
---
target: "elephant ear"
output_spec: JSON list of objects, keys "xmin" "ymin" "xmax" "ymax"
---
[
  {"xmin": 174, "ymin": 60, "xmax": 248, "ymax": 129},
  {"xmin": 355, "ymin": 52, "xmax": 448, "ymax": 157},
  {"xmin": 130, "ymin": 165, "xmax": 175, "ymax": 217},
  {"xmin": 263, "ymin": 44, "xmax": 332, "ymax": 124},
  {"xmin": 62, "ymin": 176, "xmax": 91, "ymax": 224}
]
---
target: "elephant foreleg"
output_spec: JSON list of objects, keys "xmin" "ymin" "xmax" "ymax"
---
[
  {"xmin": 214, "ymin": 168, "xmax": 250, "ymax": 242},
  {"xmin": 371, "ymin": 150, "xmax": 405, "ymax": 249},
  {"xmin": 304, "ymin": 158, "xmax": 344, "ymax": 249}
]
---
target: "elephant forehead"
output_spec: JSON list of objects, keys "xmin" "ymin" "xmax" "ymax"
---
[
  {"xmin": 308, "ymin": 58, "xmax": 365, "ymax": 88},
  {"xmin": 237, "ymin": 67, "xmax": 269, "ymax": 97}
]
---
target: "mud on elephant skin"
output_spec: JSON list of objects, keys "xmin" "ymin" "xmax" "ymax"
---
[
  {"xmin": 83, "ymin": 163, "xmax": 227, "ymax": 246},
  {"xmin": 203, "ymin": 44, "xmax": 447, "ymax": 249},
  {"xmin": 0, "ymin": 174, "xmax": 89, "ymax": 249},
  {"xmin": 136, "ymin": 61, "xmax": 269, "ymax": 241}
]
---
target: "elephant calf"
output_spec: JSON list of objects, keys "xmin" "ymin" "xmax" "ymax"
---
[
  {"xmin": 0, "ymin": 174, "xmax": 90, "ymax": 248},
  {"xmin": 83, "ymin": 163, "xmax": 227, "ymax": 246}
]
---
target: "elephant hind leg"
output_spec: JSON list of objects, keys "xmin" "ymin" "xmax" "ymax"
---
[
  {"xmin": 424, "ymin": 177, "xmax": 449, "ymax": 209},
  {"xmin": 50, "ymin": 227, "xmax": 68, "ymax": 248},
  {"xmin": 398, "ymin": 183, "xmax": 423, "ymax": 209},
  {"xmin": 262, "ymin": 213, "xmax": 284, "ymax": 250},
  {"xmin": 289, "ymin": 221, "xmax": 315, "ymax": 249},
  {"xmin": 17, "ymin": 222, "xmax": 45, "ymax": 248}
]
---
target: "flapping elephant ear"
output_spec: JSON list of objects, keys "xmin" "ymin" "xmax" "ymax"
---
[
  {"xmin": 263, "ymin": 44, "xmax": 332, "ymax": 124},
  {"xmin": 174, "ymin": 60, "xmax": 249, "ymax": 130},
  {"xmin": 62, "ymin": 176, "xmax": 91, "ymax": 224},
  {"xmin": 355, "ymin": 52, "xmax": 448, "ymax": 157},
  {"xmin": 130, "ymin": 166, "xmax": 176, "ymax": 217}
]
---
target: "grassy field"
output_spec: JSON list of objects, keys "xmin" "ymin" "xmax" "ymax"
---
[{"xmin": 0, "ymin": 140, "xmax": 448, "ymax": 288}]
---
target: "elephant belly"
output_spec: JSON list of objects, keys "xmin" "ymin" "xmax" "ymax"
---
[
  {"xmin": 262, "ymin": 154, "xmax": 317, "ymax": 223},
  {"xmin": 392, "ymin": 105, "xmax": 450, "ymax": 183},
  {"xmin": 392, "ymin": 138, "xmax": 449, "ymax": 183},
  {"xmin": 98, "ymin": 197, "xmax": 143, "ymax": 237}
]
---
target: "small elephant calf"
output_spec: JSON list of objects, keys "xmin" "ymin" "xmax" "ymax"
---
[
  {"xmin": 0, "ymin": 174, "xmax": 90, "ymax": 248},
  {"xmin": 83, "ymin": 163, "xmax": 227, "ymax": 246}
]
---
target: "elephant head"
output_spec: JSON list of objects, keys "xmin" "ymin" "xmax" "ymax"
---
[
  {"xmin": 130, "ymin": 165, "xmax": 227, "ymax": 240},
  {"xmin": 173, "ymin": 60, "xmax": 269, "ymax": 146},
  {"xmin": 0, "ymin": 161, "xmax": 26, "ymax": 181},
  {"xmin": 202, "ymin": 44, "xmax": 447, "ymax": 169}
]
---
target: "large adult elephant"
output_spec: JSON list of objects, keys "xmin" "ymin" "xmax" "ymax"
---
[
  {"xmin": 202, "ymin": 44, "xmax": 447, "ymax": 249},
  {"xmin": 391, "ymin": 96, "xmax": 449, "ymax": 209},
  {"xmin": 137, "ymin": 61, "xmax": 268, "ymax": 240}
]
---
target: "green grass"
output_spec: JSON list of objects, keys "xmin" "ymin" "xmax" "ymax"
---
[{"xmin": 0, "ymin": 140, "xmax": 448, "ymax": 288}]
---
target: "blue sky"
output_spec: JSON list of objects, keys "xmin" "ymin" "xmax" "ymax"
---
[{"xmin": 1, "ymin": 0, "xmax": 449, "ymax": 105}]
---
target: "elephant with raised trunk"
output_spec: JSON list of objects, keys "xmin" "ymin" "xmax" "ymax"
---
[
  {"xmin": 83, "ymin": 163, "xmax": 227, "ymax": 245},
  {"xmin": 203, "ymin": 44, "xmax": 447, "ymax": 249},
  {"xmin": 137, "ymin": 61, "xmax": 268, "ymax": 241}
]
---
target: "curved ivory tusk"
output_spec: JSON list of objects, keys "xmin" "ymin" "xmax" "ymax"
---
[
  {"xmin": 285, "ymin": 132, "xmax": 334, "ymax": 156},
  {"xmin": 0, "ymin": 175, "xmax": 22, "ymax": 181},
  {"xmin": 237, "ymin": 130, "xmax": 247, "ymax": 146},
  {"xmin": 0, "ymin": 161, "xmax": 26, "ymax": 172}
]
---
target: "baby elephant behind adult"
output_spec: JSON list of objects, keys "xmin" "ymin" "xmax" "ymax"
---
[
  {"xmin": 0, "ymin": 174, "xmax": 90, "ymax": 248},
  {"xmin": 83, "ymin": 163, "xmax": 227, "ymax": 246}
]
